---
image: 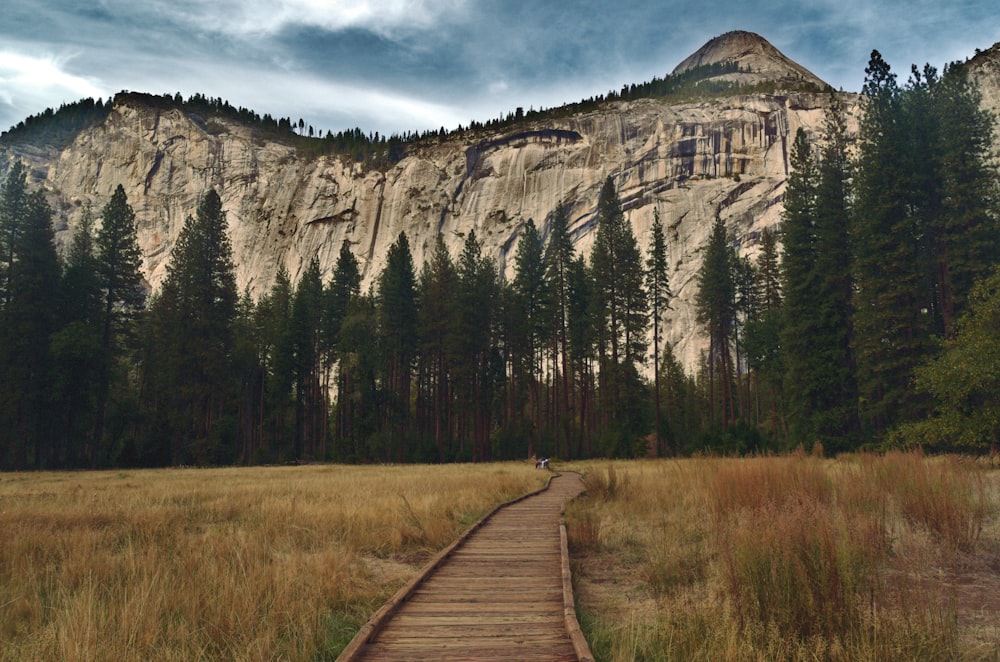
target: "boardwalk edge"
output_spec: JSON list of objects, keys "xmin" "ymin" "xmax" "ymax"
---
[
  {"xmin": 560, "ymin": 473, "xmax": 596, "ymax": 662},
  {"xmin": 336, "ymin": 471, "xmax": 558, "ymax": 661}
]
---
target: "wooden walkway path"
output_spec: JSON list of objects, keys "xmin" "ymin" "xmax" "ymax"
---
[{"xmin": 339, "ymin": 472, "xmax": 593, "ymax": 661}]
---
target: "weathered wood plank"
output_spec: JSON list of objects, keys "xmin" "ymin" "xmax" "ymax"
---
[{"xmin": 392, "ymin": 614, "xmax": 564, "ymax": 625}]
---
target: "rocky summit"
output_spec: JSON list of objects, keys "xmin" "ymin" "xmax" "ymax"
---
[
  {"xmin": 2, "ymin": 31, "xmax": 998, "ymax": 371},
  {"xmin": 672, "ymin": 30, "xmax": 829, "ymax": 89}
]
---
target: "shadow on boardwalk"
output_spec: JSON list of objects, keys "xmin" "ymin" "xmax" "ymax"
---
[{"xmin": 339, "ymin": 472, "xmax": 592, "ymax": 661}]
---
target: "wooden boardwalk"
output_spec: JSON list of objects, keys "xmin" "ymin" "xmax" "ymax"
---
[{"xmin": 339, "ymin": 472, "xmax": 592, "ymax": 661}]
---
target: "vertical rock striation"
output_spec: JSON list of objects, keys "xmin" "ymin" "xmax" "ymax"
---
[{"xmin": 4, "ymin": 31, "xmax": 997, "ymax": 371}]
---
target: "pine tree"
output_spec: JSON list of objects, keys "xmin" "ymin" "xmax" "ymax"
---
[
  {"xmin": 262, "ymin": 266, "xmax": 295, "ymax": 458},
  {"xmin": 150, "ymin": 189, "xmax": 237, "ymax": 464},
  {"xmin": 92, "ymin": 184, "xmax": 145, "ymax": 465},
  {"xmin": 658, "ymin": 341, "xmax": 702, "ymax": 454},
  {"xmin": 232, "ymin": 287, "xmax": 264, "ymax": 464},
  {"xmin": 782, "ymin": 112, "xmax": 860, "ymax": 448},
  {"xmin": 731, "ymin": 253, "xmax": 758, "ymax": 423},
  {"xmin": 416, "ymin": 235, "xmax": 457, "ymax": 461},
  {"xmin": 811, "ymin": 102, "xmax": 858, "ymax": 447},
  {"xmin": 512, "ymin": 219, "xmax": 547, "ymax": 457},
  {"xmin": 0, "ymin": 161, "xmax": 29, "ymax": 309},
  {"xmin": 51, "ymin": 206, "xmax": 102, "ymax": 466},
  {"xmin": 695, "ymin": 216, "xmax": 736, "ymax": 430},
  {"xmin": 543, "ymin": 203, "xmax": 576, "ymax": 457},
  {"xmin": 591, "ymin": 177, "xmax": 648, "ymax": 446},
  {"xmin": 566, "ymin": 254, "xmax": 596, "ymax": 455},
  {"xmin": 780, "ymin": 129, "xmax": 818, "ymax": 442},
  {"xmin": 930, "ymin": 62, "xmax": 1000, "ymax": 338},
  {"xmin": 645, "ymin": 208, "xmax": 671, "ymax": 454},
  {"xmin": 452, "ymin": 230, "xmax": 498, "ymax": 461},
  {"xmin": 291, "ymin": 257, "xmax": 325, "ymax": 460},
  {"xmin": 325, "ymin": 240, "xmax": 360, "ymax": 459},
  {"xmin": 338, "ymin": 291, "xmax": 379, "ymax": 460},
  {"xmin": 852, "ymin": 51, "xmax": 946, "ymax": 436},
  {"xmin": 744, "ymin": 227, "xmax": 784, "ymax": 438},
  {"xmin": 0, "ymin": 185, "xmax": 60, "ymax": 469},
  {"xmin": 377, "ymin": 232, "xmax": 418, "ymax": 461},
  {"xmin": 756, "ymin": 227, "xmax": 782, "ymax": 311}
]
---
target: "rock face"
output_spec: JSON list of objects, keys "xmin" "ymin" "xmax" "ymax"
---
[
  {"xmin": 2, "ymin": 31, "xmax": 996, "ymax": 372},
  {"xmin": 968, "ymin": 42, "xmax": 1000, "ymax": 148}
]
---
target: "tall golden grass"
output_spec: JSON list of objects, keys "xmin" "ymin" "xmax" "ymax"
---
[
  {"xmin": 0, "ymin": 463, "xmax": 547, "ymax": 661},
  {"xmin": 565, "ymin": 451, "xmax": 998, "ymax": 661}
]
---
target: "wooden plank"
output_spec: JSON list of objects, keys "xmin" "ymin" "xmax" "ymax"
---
[
  {"xmin": 370, "ymin": 623, "xmax": 568, "ymax": 639},
  {"xmin": 391, "ymin": 615, "xmax": 564, "ymax": 626},
  {"xmin": 367, "ymin": 637, "xmax": 577, "ymax": 649},
  {"xmin": 362, "ymin": 644, "xmax": 577, "ymax": 662},
  {"xmin": 407, "ymin": 577, "xmax": 559, "ymax": 588}
]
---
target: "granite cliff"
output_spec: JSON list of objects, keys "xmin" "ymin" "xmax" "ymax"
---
[{"xmin": 3, "ymin": 31, "xmax": 997, "ymax": 371}]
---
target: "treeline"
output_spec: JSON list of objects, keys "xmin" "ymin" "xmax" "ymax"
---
[
  {"xmin": 2, "ymin": 51, "xmax": 997, "ymax": 470},
  {"xmin": 1, "ymin": 163, "xmax": 711, "ymax": 469},
  {"xmin": 2, "ymin": 61, "xmax": 822, "ymax": 169},
  {"xmin": 115, "ymin": 92, "xmax": 421, "ymax": 167},
  {"xmin": 459, "ymin": 62, "xmax": 826, "ymax": 135},
  {"xmin": 693, "ymin": 52, "xmax": 1000, "ymax": 454},
  {"xmin": 0, "ymin": 98, "xmax": 112, "ymax": 149}
]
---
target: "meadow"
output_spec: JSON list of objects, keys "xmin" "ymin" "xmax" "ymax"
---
[
  {"xmin": 0, "ymin": 463, "xmax": 548, "ymax": 660},
  {"xmin": 564, "ymin": 451, "xmax": 1000, "ymax": 661},
  {"xmin": 1, "ymin": 453, "xmax": 996, "ymax": 661}
]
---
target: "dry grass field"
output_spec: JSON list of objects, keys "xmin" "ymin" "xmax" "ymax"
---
[
  {"xmin": 3, "ymin": 453, "xmax": 997, "ymax": 661},
  {"xmin": 564, "ymin": 451, "xmax": 1000, "ymax": 661},
  {"xmin": 0, "ymin": 463, "xmax": 548, "ymax": 661}
]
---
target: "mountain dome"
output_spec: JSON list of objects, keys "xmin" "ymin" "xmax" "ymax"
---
[{"xmin": 672, "ymin": 30, "xmax": 829, "ymax": 90}]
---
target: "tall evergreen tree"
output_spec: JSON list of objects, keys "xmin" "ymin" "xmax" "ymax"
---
[
  {"xmin": 782, "ymin": 112, "xmax": 859, "ymax": 448},
  {"xmin": 779, "ymin": 128, "xmax": 819, "ymax": 441},
  {"xmin": 232, "ymin": 287, "xmax": 265, "ymax": 464},
  {"xmin": 91, "ymin": 184, "xmax": 145, "ymax": 465},
  {"xmin": 338, "ymin": 291, "xmax": 380, "ymax": 460},
  {"xmin": 261, "ymin": 266, "xmax": 295, "ymax": 458},
  {"xmin": 542, "ymin": 203, "xmax": 575, "ymax": 456},
  {"xmin": 731, "ymin": 253, "xmax": 758, "ymax": 422},
  {"xmin": 416, "ymin": 235, "xmax": 457, "ymax": 461},
  {"xmin": 149, "ymin": 189, "xmax": 237, "ymax": 464},
  {"xmin": 591, "ymin": 177, "xmax": 648, "ymax": 445},
  {"xmin": 452, "ymin": 230, "xmax": 498, "ymax": 461},
  {"xmin": 377, "ymin": 232, "xmax": 418, "ymax": 461},
  {"xmin": 929, "ymin": 62, "xmax": 1000, "ymax": 338},
  {"xmin": 645, "ymin": 208, "xmax": 671, "ymax": 454},
  {"xmin": 325, "ymin": 240, "xmax": 361, "ymax": 459},
  {"xmin": 893, "ymin": 266, "xmax": 1000, "ymax": 451},
  {"xmin": 756, "ymin": 227, "xmax": 782, "ymax": 311},
  {"xmin": 695, "ymin": 216, "xmax": 736, "ymax": 429},
  {"xmin": 852, "ymin": 51, "xmax": 922, "ymax": 436},
  {"xmin": 291, "ymin": 257, "xmax": 325, "ymax": 460},
  {"xmin": 811, "ymin": 103, "xmax": 859, "ymax": 447},
  {"xmin": 51, "ymin": 206, "xmax": 102, "ymax": 466},
  {"xmin": 0, "ymin": 161, "xmax": 29, "ymax": 309},
  {"xmin": 566, "ymin": 254, "xmax": 596, "ymax": 455},
  {"xmin": 744, "ymin": 227, "xmax": 784, "ymax": 438},
  {"xmin": 512, "ymin": 219, "xmax": 547, "ymax": 457},
  {"xmin": 0, "ymin": 184, "xmax": 60, "ymax": 469}
]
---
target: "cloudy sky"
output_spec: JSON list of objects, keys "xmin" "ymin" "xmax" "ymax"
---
[{"xmin": 2, "ymin": 0, "xmax": 998, "ymax": 138}]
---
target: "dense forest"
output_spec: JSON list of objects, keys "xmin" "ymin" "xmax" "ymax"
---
[{"xmin": 0, "ymin": 51, "xmax": 998, "ymax": 470}]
